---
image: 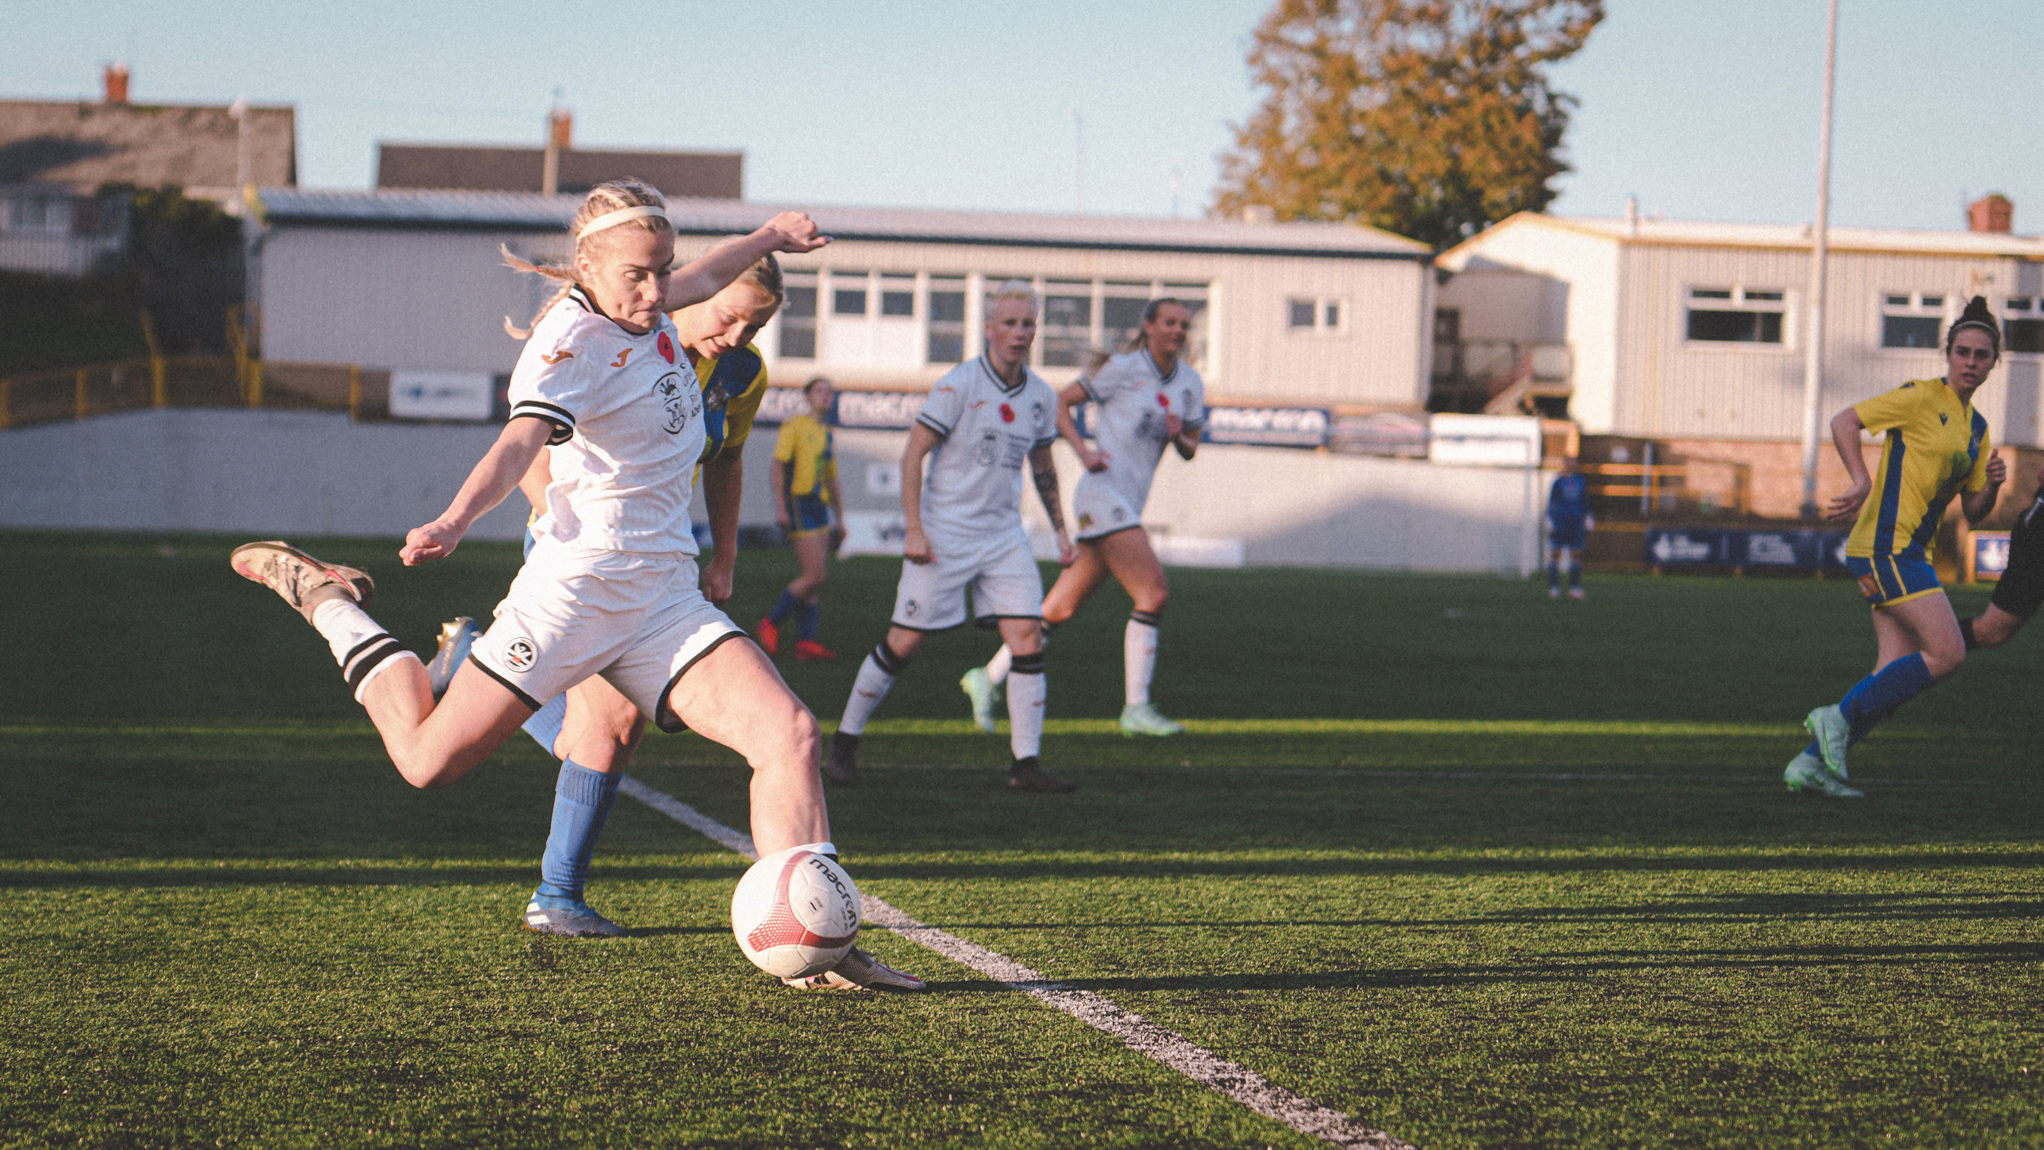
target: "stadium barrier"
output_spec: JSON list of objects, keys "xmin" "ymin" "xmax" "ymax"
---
[{"xmin": 0, "ymin": 355, "xmax": 394, "ymax": 431}]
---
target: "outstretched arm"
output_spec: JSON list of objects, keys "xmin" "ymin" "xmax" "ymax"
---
[
  {"xmin": 663, "ymin": 212, "xmax": 830, "ymax": 311},
  {"xmin": 403, "ymin": 417, "xmax": 555, "ymax": 564},
  {"xmin": 1029, "ymin": 444, "xmax": 1077, "ymax": 566}
]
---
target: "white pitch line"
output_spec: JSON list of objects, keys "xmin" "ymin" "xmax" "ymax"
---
[{"xmin": 616, "ymin": 775, "xmax": 1413, "ymax": 1150}]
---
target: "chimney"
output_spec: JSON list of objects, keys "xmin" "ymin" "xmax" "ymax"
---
[
  {"xmin": 1968, "ymin": 194, "xmax": 2013, "ymax": 233},
  {"xmin": 542, "ymin": 107, "xmax": 571, "ymax": 196},
  {"xmin": 102, "ymin": 63, "xmax": 130, "ymax": 104}
]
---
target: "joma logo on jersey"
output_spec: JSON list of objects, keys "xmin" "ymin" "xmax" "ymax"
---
[
  {"xmin": 540, "ymin": 348, "xmax": 575, "ymax": 365},
  {"xmin": 612, "ymin": 349, "xmax": 633, "ymax": 368},
  {"xmin": 503, "ymin": 637, "xmax": 538, "ymax": 672}
]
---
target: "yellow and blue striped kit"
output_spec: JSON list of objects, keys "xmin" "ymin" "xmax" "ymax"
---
[{"xmin": 1845, "ymin": 377, "xmax": 1991, "ymax": 605}]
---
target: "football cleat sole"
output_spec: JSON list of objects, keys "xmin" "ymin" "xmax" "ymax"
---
[{"xmin": 229, "ymin": 541, "xmax": 373, "ymax": 622}]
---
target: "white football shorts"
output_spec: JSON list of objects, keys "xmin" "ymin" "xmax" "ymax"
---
[
  {"xmin": 890, "ymin": 528, "xmax": 1043, "ymax": 630},
  {"xmin": 469, "ymin": 538, "xmax": 744, "ymax": 732},
  {"xmin": 1071, "ymin": 472, "xmax": 1144, "ymax": 542}
]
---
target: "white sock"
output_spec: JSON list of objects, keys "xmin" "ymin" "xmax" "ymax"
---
[
  {"xmin": 985, "ymin": 644, "xmax": 1013, "ymax": 686},
  {"xmin": 312, "ymin": 597, "xmax": 411, "ymax": 700},
  {"xmin": 838, "ymin": 652, "xmax": 898, "ymax": 736},
  {"xmin": 1124, "ymin": 616, "xmax": 1159, "ymax": 706},
  {"xmin": 312, "ymin": 597, "xmax": 384, "ymax": 664},
  {"xmin": 1007, "ymin": 661, "xmax": 1046, "ymax": 760},
  {"xmin": 353, "ymin": 650, "xmax": 420, "ymax": 704}
]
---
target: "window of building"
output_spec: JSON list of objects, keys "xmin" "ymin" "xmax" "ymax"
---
[
  {"xmin": 1287, "ymin": 295, "xmax": 1344, "ymax": 334},
  {"xmin": 1685, "ymin": 286, "xmax": 1786, "ymax": 343},
  {"xmin": 2004, "ymin": 297, "xmax": 2044, "ymax": 355},
  {"xmin": 1043, "ymin": 280, "xmax": 1094, "ymax": 367},
  {"xmin": 1102, "ymin": 282, "xmax": 1152, "ymax": 350},
  {"xmin": 831, "ymin": 271, "xmax": 869, "ymax": 317},
  {"xmin": 1880, "ymin": 292, "xmax": 1944, "ymax": 349},
  {"xmin": 779, "ymin": 273, "xmax": 818, "ymax": 359},
  {"xmin": 879, "ymin": 273, "xmax": 915, "ymax": 317},
  {"xmin": 927, "ymin": 276, "xmax": 967, "ymax": 363}
]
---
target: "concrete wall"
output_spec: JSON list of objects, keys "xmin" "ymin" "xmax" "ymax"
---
[{"xmin": 3, "ymin": 409, "xmax": 1545, "ymax": 576}]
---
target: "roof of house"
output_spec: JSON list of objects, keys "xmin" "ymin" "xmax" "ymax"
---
[
  {"xmin": 376, "ymin": 144, "xmax": 742, "ymax": 200},
  {"xmin": 0, "ymin": 99, "xmax": 295, "ymax": 191},
  {"xmin": 254, "ymin": 188, "xmax": 1433, "ymax": 260},
  {"xmin": 1441, "ymin": 211, "xmax": 2044, "ymax": 267}
]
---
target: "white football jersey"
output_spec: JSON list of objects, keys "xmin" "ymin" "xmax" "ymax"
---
[
  {"xmin": 508, "ymin": 286, "xmax": 705, "ymax": 555},
  {"xmin": 913, "ymin": 354, "xmax": 1060, "ymax": 543},
  {"xmin": 1077, "ymin": 349, "xmax": 1206, "ymax": 517}
]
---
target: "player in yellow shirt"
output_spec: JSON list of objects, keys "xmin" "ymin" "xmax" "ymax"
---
[
  {"xmin": 758, "ymin": 376, "xmax": 846, "ymax": 661},
  {"xmin": 1784, "ymin": 296, "xmax": 2007, "ymax": 798}
]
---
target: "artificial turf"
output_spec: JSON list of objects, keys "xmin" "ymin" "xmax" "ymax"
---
[{"xmin": 3, "ymin": 530, "xmax": 2041, "ymax": 1148}]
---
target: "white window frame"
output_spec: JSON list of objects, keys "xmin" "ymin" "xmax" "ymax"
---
[
  {"xmin": 1878, "ymin": 291, "xmax": 1946, "ymax": 352},
  {"xmin": 1682, "ymin": 286, "xmax": 1791, "ymax": 349},
  {"xmin": 1285, "ymin": 295, "xmax": 1347, "ymax": 336}
]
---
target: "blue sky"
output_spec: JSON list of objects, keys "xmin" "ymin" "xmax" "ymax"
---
[{"xmin": 11, "ymin": 1, "xmax": 2041, "ymax": 232}]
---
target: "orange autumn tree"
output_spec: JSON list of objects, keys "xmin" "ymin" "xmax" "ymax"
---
[{"xmin": 1216, "ymin": 0, "xmax": 1602, "ymax": 249}]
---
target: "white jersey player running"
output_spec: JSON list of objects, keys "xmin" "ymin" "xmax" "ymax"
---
[
  {"xmin": 227, "ymin": 181, "xmax": 921, "ymax": 991},
  {"xmin": 963, "ymin": 299, "xmax": 1205, "ymax": 737},
  {"xmin": 827, "ymin": 281, "xmax": 1080, "ymax": 793}
]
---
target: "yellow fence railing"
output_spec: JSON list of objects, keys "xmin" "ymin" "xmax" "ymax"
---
[
  {"xmin": 0, "ymin": 357, "xmax": 388, "ymax": 430},
  {"xmin": 1584, "ymin": 460, "xmax": 1753, "ymax": 518}
]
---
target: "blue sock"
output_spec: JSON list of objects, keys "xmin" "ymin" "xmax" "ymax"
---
[
  {"xmin": 1803, "ymin": 652, "xmax": 1935, "ymax": 758},
  {"xmin": 1547, "ymin": 563, "xmax": 1559, "ymax": 592},
  {"xmin": 797, "ymin": 600, "xmax": 820, "ymax": 642},
  {"xmin": 1568, "ymin": 561, "xmax": 1582, "ymax": 591},
  {"xmin": 534, "ymin": 758, "xmax": 620, "ymax": 906},
  {"xmin": 523, "ymin": 693, "xmax": 567, "ymax": 758},
  {"xmin": 768, "ymin": 589, "xmax": 800, "ymax": 625}
]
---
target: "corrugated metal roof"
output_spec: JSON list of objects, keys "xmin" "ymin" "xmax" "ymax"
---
[
  {"xmin": 255, "ymin": 188, "xmax": 1431, "ymax": 260},
  {"xmin": 1442, "ymin": 211, "xmax": 2044, "ymax": 264}
]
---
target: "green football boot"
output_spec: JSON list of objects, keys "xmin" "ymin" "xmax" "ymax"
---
[
  {"xmin": 1804, "ymin": 704, "xmax": 1852, "ymax": 779},
  {"xmin": 960, "ymin": 666, "xmax": 1001, "ymax": 734},
  {"xmin": 1118, "ymin": 702, "xmax": 1185, "ymax": 737},
  {"xmin": 1784, "ymin": 751, "xmax": 1863, "ymax": 798}
]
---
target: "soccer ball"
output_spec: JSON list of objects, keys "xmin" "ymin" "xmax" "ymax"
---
[{"xmin": 730, "ymin": 846, "xmax": 861, "ymax": 978}]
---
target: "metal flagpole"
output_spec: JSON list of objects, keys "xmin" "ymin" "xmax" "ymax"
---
[{"xmin": 1798, "ymin": 0, "xmax": 1840, "ymax": 519}]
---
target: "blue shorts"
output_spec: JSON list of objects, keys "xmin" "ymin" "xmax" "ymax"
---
[
  {"xmin": 789, "ymin": 494, "xmax": 832, "ymax": 537},
  {"xmin": 1549, "ymin": 520, "xmax": 1586, "ymax": 551},
  {"xmin": 1846, "ymin": 554, "xmax": 1941, "ymax": 607}
]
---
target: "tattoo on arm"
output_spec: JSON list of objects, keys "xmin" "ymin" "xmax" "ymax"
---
[{"xmin": 1032, "ymin": 453, "xmax": 1064, "ymax": 531}]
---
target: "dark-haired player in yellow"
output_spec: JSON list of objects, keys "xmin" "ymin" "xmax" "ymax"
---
[
  {"xmin": 758, "ymin": 376, "xmax": 846, "ymax": 661},
  {"xmin": 1784, "ymin": 296, "xmax": 2007, "ymax": 798}
]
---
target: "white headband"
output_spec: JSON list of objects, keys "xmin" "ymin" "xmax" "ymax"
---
[{"xmin": 577, "ymin": 204, "xmax": 667, "ymax": 242}]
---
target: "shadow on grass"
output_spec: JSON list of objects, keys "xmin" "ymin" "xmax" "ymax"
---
[{"xmin": 918, "ymin": 940, "xmax": 2044, "ymax": 996}]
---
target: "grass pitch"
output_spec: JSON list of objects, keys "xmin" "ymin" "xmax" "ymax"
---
[{"xmin": 4, "ymin": 530, "xmax": 2042, "ymax": 1148}]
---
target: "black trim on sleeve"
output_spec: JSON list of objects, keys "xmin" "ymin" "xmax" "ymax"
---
[
  {"xmin": 915, "ymin": 413, "xmax": 953, "ymax": 437},
  {"xmin": 510, "ymin": 401, "xmax": 575, "ymax": 445},
  {"xmin": 1079, "ymin": 375, "xmax": 1103, "ymax": 404},
  {"xmin": 651, "ymin": 630, "xmax": 750, "ymax": 734},
  {"xmin": 465, "ymin": 651, "xmax": 541, "ymax": 712}
]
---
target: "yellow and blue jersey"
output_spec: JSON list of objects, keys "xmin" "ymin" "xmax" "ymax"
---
[
  {"xmin": 695, "ymin": 342, "xmax": 768, "ymax": 468},
  {"xmin": 774, "ymin": 412, "xmax": 836, "ymax": 535},
  {"xmin": 1846, "ymin": 377, "xmax": 1991, "ymax": 562}
]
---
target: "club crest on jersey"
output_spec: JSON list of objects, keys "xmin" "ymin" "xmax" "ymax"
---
[
  {"xmin": 975, "ymin": 430, "xmax": 1000, "ymax": 466},
  {"xmin": 999, "ymin": 403, "xmax": 1015, "ymax": 423},
  {"xmin": 657, "ymin": 331, "xmax": 676, "ymax": 364},
  {"xmin": 504, "ymin": 637, "xmax": 538, "ymax": 673},
  {"xmin": 654, "ymin": 372, "xmax": 695, "ymax": 435}
]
